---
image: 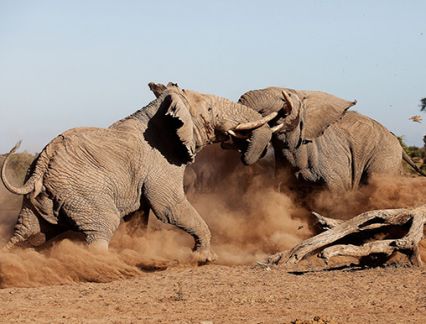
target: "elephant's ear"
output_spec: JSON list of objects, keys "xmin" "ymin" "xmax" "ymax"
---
[
  {"xmin": 148, "ymin": 82, "xmax": 167, "ymax": 98},
  {"xmin": 148, "ymin": 82, "xmax": 180, "ymax": 98},
  {"xmin": 164, "ymin": 92, "xmax": 196, "ymax": 163},
  {"xmin": 301, "ymin": 91, "xmax": 357, "ymax": 140}
]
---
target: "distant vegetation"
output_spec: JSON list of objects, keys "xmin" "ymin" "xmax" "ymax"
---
[
  {"xmin": 399, "ymin": 98, "xmax": 426, "ymax": 174},
  {"xmin": 420, "ymin": 98, "xmax": 426, "ymax": 112},
  {"xmin": 398, "ymin": 136, "xmax": 426, "ymax": 174}
]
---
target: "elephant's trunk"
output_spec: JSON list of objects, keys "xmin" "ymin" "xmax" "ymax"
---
[
  {"xmin": 216, "ymin": 99, "xmax": 273, "ymax": 165},
  {"xmin": 243, "ymin": 125, "xmax": 272, "ymax": 165}
]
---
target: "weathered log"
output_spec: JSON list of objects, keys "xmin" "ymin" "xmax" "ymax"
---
[{"xmin": 261, "ymin": 205, "xmax": 426, "ymax": 272}]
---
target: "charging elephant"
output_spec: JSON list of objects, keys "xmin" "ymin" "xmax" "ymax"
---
[
  {"xmin": 238, "ymin": 87, "xmax": 424, "ymax": 192},
  {"xmin": 1, "ymin": 83, "xmax": 273, "ymax": 263}
]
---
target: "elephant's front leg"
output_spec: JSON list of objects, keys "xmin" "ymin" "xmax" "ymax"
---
[
  {"xmin": 144, "ymin": 164, "xmax": 216, "ymax": 264},
  {"xmin": 148, "ymin": 194, "xmax": 216, "ymax": 264}
]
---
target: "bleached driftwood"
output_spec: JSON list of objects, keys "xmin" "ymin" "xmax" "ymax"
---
[{"xmin": 262, "ymin": 205, "xmax": 426, "ymax": 272}]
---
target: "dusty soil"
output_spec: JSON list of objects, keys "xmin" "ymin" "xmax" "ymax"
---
[
  {"xmin": 1, "ymin": 149, "xmax": 425, "ymax": 323},
  {"xmin": 0, "ymin": 264, "xmax": 424, "ymax": 323}
]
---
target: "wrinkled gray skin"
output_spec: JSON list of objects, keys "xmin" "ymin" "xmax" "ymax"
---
[
  {"xmin": 239, "ymin": 87, "xmax": 423, "ymax": 192},
  {"xmin": 1, "ymin": 83, "xmax": 272, "ymax": 263}
]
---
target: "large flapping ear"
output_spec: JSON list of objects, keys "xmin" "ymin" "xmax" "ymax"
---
[
  {"xmin": 163, "ymin": 90, "xmax": 196, "ymax": 163},
  {"xmin": 300, "ymin": 91, "xmax": 357, "ymax": 140}
]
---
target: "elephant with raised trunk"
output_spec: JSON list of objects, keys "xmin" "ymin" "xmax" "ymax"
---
[
  {"xmin": 1, "ymin": 83, "xmax": 273, "ymax": 263},
  {"xmin": 238, "ymin": 87, "xmax": 425, "ymax": 192}
]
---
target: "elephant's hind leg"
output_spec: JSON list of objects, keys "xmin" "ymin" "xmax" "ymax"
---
[
  {"xmin": 64, "ymin": 199, "xmax": 121, "ymax": 252},
  {"xmin": 88, "ymin": 238, "xmax": 109, "ymax": 253},
  {"xmin": 5, "ymin": 207, "xmax": 43, "ymax": 249},
  {"xmin": 368, "ymin": 155, "xmax": 402, "ymax": 178}
]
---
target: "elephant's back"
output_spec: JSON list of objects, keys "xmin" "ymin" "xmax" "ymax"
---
[
  {"xmin": 338, "ymin": 111, "xmax": 396, "ymax": 143},
  {"xmin": 336, "ymin": 111, "xmax": 402, "ymax": 165},
  {"xmin": 43, "ymin": 128, "xmax": 147, "ymax": 198},
  {"xmin": 69, "ymin": 128, "xmax": 142, "ymax": 165}
]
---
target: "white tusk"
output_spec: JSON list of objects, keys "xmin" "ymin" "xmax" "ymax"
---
[
  {"xmin": 281, "ymin": 90, "xmax": 294, "ymax": 112},
  {"xmin": 227, "ymin": 129, "xmax": 249, "ymax": 139},
  {"xmin": 234, "ymin": 111, "xmax": 278, "ymax": 131},
  {"xmin": 271, "ymin": 123, "xmax": 284, "ymax": 133}
]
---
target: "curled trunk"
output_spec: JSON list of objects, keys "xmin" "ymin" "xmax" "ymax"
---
[{"xmin": 242, "ymin": 125, "xmax": 271, "ymax": 165}]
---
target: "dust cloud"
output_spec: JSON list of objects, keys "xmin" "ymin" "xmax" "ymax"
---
[
  {"xmin": 308, "ymin": 174, "xmax": 426, "ymax": 219},
  {"xmin": 0, "ymin": 146, "xmax": 425, "ymax": 288}
]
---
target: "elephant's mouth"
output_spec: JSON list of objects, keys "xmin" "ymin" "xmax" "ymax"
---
[
  {"xmin": 220, "ymin": 137, "xmax": 247, "ymax": 153},
  {"xmin": 214, "ymin": 130, "xmax": 231, "ymax": 144}
]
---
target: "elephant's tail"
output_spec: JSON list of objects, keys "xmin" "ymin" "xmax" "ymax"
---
[
  {"xmin": 1, "ymin": 141, "xmax": 39, "ymax": 195},
  {"xmin": 402, "ymin": 150, "xmax": 426, "ymax": 177},
  {"xmin": 1, "ymin": 141, "xmax": 45, "ymax": 195}
]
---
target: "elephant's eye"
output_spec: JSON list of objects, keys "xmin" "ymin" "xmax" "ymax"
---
[{"xmin": 208, "ymin": 107, "xmax": 212, "ymax": 112}]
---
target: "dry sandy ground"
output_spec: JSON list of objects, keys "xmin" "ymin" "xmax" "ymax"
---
[
  {"xmin": 0, "ymin": 264, "xmax": 424, "ymax": 324},
  {"xmin": 1, "ymin": 152, "xmax": 425, "ymax": 323}
]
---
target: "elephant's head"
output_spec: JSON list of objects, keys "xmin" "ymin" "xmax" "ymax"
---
[
  {"xmin": 238, "ymin": 87, "xmax": 357, "ymax": 142},
  {"xmin": 148, "ymin": 82, "xmax": 274, "ymax": 165}
]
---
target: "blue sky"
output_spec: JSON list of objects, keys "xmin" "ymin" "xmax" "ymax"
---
[{"xmin": 0, "ymin": 0, "xmax": 425, "ymax": 152}]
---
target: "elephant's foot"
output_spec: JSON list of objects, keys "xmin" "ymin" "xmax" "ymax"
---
[
  {"xmin": 27, "ymin": 233, "xmax": 47, "ymax": 247},
  {"xmin": 192, "ymin": 248, "xmax": 217, "ymax": 265},
  {"xmin": 4, "ymin": 237, "xmax": 19, "ymax": 251},
  {"xmin": 88, "ymin": 239, "xmax": 109, "ymax": 253},
  {"xmin": 4, "ymin": 232, "xmax": 28, "ymax": 250}
]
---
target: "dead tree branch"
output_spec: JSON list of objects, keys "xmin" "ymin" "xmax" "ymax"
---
[{"xmin": 263, "ymin": 205, "xmax": 426, "ymax": 272}]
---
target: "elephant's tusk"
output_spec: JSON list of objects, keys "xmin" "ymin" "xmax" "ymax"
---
[
  {"xmin": 271, "ymin": 123, "xmax": 284, "ymax": 133},
  {"xmin": 234, "ymin": 112, "xmax": 278, "ymax": 131},
  {"xmin": 227, "ymin": 129, "xmax": 249, "ymax": 139},
  {"xmin": 281, "ymin": 91, "xmax": 294, "ymax": 112}
]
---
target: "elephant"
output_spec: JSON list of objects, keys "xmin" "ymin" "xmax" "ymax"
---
[
  {"xmin": 1, "ymin": 82, "xmax": 274, "ymax": 263},
  {"xmin": 238, "ymin": 87, "xmax": 425, "ymax": 192}
]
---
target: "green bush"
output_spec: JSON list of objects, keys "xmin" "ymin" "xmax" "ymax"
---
[{"xmin": 398, "ymin": 136, "xmax": 425, "ymax": 174}]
